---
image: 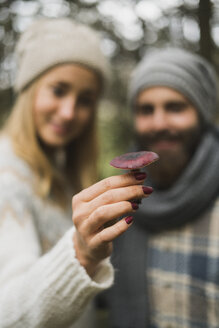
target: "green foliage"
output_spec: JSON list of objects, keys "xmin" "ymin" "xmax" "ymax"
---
[{"xmin": 97, "ymin": 99, "xmax": 133, "ymax": 179}]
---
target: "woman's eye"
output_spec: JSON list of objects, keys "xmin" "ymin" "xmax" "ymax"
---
[
  {"xmin": 78, "ymin": 96, "xmax": 94, "ymax": 107},
  {"xmin": 52, "ymin": 86, "xmax": 66, "ymax": 98}
]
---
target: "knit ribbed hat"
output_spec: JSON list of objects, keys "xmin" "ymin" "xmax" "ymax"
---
[
  {"xmin": 129, "ymin": 47, "xmax": 218, "ymax": 123},
  {"xmin": 14, "ymin": 18, "xmax": 109, "ymax": 92}
]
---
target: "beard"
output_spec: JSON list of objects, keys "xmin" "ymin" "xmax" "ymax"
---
[{"xmin": 135, "ymin": 125, "xmax": 203, "ymax": 189}]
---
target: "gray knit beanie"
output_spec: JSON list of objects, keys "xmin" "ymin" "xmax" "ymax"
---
[
  {"xmin": 14, "ymin": 18, "xmax": 109, "ymax": 92},
  {"xmin": 129, "ymin": 47, "xmax": 218, "ymax": 123}
]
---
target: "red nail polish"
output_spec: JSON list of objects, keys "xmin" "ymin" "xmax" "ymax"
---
[
  {"xmin": 125, "ymin": 216, "xmax": 133, "ymax": 224},
  {"xmin": 134, "ymin": 172, "xmax": 147, "ymax": 180},
  {"xmin": 142, "ymin": 186, "xmax": 153, "ymax": 194},
  {"xmin": 131, "ymin": 202, "xmax": 139, "ymax": 210}
]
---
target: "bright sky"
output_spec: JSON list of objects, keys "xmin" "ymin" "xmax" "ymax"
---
[
  {"xmin": 0, "ymin": 0, "xmax": 217, "ymax": 89},
  {"xmin": 9, "ymin": 0, "xmax": 219, "ymax": 47}
]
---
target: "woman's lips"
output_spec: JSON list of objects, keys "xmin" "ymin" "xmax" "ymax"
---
[{"xmin": 51, "ymin": 122, "xmax": 71, "ymax": 136}]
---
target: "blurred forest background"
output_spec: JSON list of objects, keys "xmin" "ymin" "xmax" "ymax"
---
[{"xmin": 0, "ymin": 0, "xmax": 218, "ymax": 177}]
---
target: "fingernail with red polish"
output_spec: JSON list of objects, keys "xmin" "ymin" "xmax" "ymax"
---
[
  {"xmin": 134, "ymin": 172, "xmax": 147, "ymax": 180},
  {"xmin": 125, "ymin": 216, "xmax": 133, "ymax": 224},
  {"xmin": 131, "ymin": 202, "xmax": 139, "ymax": 210},
  {"xmin": 142, "ymin": 186, "xmax": 153, "ymax": 194}
]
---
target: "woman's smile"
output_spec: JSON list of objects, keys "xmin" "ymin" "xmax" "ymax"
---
[
  {"xmin": 50, "ymin": 121, "xmax": 72, "ymax": 136},
  {"xmin": 33, "ymin": 64, "xmax": 100, "ymax": 147}
]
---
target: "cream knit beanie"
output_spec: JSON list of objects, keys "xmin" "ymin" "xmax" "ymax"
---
[{"xmin": 14, "ymin": 18, "xmax": 109, "ymax": 92}]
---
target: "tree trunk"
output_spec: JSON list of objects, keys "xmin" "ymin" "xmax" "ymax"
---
[{"xmin": 198, "ymin": 0, "xmax": 213, "ymax": 62}]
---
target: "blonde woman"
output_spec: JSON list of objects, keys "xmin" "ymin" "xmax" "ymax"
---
[{"xmin": 0, "ymin": 18, "xmax": 151, "ymax": 328}]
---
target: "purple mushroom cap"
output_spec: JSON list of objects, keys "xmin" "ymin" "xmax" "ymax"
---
[{"xmin": 110, "ymin": 151, "xmax": 159, "ymax": 169}]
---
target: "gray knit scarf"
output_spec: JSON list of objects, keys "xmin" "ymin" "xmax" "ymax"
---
[
  {"xmin": 107, "ymin": 127, "xmax": 219, "ymax": 328},
  {"xmin": 136, "ymin": 126, "xmax": 219, "ymax": 232}
]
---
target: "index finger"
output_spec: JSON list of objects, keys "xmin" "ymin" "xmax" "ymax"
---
[{"xmin": 76, "ymin": 172, "xmax": 146, "ymax": 202}]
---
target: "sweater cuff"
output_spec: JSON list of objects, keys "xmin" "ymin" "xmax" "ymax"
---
[
  {"xmin": 34, "ymin": 226, "xmax": 115, "ymax": 320},
  {"xmin": 40, "ymin": 227, "xmax": 114, "ymax": 297},
  {"xmin": 64, "ymin": 227, "xmax": 115, "ymax": 289}
]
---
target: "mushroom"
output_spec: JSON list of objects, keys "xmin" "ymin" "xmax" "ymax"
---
[
  {"xmin": 110, "ymin": 151, "xmax": 159, "ymax": 204},
  {"xmin": 103, "ymin": 151, "xmax": 158, "ymax": 228},
  {"xmin": 110, "ymin": 151, "xmax": 159, "ymax": 170}
]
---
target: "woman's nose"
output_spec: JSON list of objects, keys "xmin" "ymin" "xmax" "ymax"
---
[{"xmin": 59, "ymin": 97, "xmax": 76, "ymax": 121}]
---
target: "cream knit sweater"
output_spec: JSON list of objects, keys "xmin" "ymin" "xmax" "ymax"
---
[{"xmin": 0, "ymin": 136, "xmax": 114, "ymax": 328}]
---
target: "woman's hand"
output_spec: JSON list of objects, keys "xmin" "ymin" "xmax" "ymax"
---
[{"xmin": 72, "ymin": 172, "xmax": 152, "ymax": 277}]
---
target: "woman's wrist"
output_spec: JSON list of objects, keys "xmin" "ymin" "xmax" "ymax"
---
[{"xmin": 73, "ymin": 232, "xmax": 100, "ymax": 278}]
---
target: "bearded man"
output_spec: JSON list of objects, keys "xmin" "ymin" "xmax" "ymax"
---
[{"xmin": 106, "ymin": 48, "xmax": 219, "ymax": 328}]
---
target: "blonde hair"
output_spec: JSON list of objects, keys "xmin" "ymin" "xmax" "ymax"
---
[{"xmin": 4, "ymin": 81, "xmax": 98, "ymax": 207}]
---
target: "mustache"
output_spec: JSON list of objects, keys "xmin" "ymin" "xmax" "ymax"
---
[
  {"xmin": 136, "ymin": 130, "xmax": 183, "ymax": 144},
  {"xmin": 135, "ymin": 125, "xmax": 203, "ymax": 157}
]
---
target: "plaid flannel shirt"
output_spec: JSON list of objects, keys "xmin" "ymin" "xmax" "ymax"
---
[{"xmin": 147, "ymin": 198, "xmax": 219, "ymax": 328}]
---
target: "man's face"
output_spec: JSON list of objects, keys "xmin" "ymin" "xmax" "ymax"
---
[{"xmin": 134, "ymin": 86, "xmax": 202, "ymax": 189}]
